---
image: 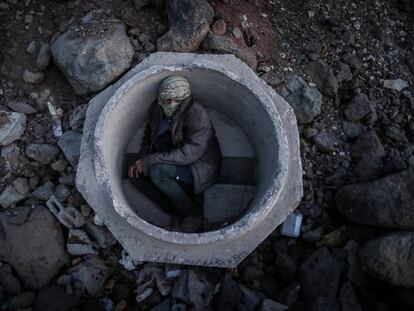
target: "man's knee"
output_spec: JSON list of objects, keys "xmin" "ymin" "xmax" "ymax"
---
[{"xmin": 149, "ymin": 164, "xmax": 174, "ymax": 184}]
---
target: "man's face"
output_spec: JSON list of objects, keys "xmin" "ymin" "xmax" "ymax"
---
[{"xmin": 159, "ymin": 98, "xmax": 182, "ymax": 117}]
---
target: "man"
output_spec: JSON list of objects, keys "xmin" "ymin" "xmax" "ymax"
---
[{"xmin": 128, "ymin": 75, "xmax": 221, "ymax": 229}]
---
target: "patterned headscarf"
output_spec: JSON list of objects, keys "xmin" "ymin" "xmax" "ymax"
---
[{"xmin": 158, "ymin": 75, "xmax": 191, "ymax": 103}]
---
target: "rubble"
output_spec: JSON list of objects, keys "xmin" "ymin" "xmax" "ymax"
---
[
  {"xmin": 66, "ymin": 229, "xmax": 96, "ymax": 256},
  {"xmin": 57, "ymin": 130, "xmax": 82, "ymax": 166},
  {"xmin": 26, "ymin": 143, "xmax": 60, "ymax": 164}
]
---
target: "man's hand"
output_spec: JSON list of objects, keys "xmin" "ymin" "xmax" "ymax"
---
[{"xmin": 128, "ymin": 159, "xmax": 144, "ymax": 177}]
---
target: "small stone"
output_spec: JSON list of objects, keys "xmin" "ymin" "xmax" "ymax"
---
[
  {"xmin": 83, "ymin": 222, "xmax": 116, "ymax": 249},
  {"xmin": 26, "ymin": 143, "xmax": 60, "ymax": 164},
  {"xmin": 67, "ymin": 229, "xmax": 96, "ymax": 256},
  {"xmin": 344, "ymin": 93, "xmax": 376, "ymax": 122},
  {"xmin": 212, "ymin": 19, "xmax": 227, "ymax": 36},
  {"xmin": 0, "ymin": 185, "xmax": 26, "ymax": 208},
  {"xmin": 57, "ymin": 131, "xmax": 82, "ymax": 166},
  {"xmin": 313, "ymin": 131, "xmax": 336, "ymax": 152},
  {"xmin": 23, "ymin": 69, "xmax": 45, "ymax": 84},
  {"xmin": 24, "ymin": 14, "xmax": 33, "ymax": 24},
  {"xmin": 342, "ymin": 120, "xmax": 364, "ymax": 139},
  {"xmin": 232, "ymin": 26, "xmax": 243, "ymax": 39},
  {"xmin": 12, "ymin": 177, "xmax": 30, "ymax": 195},
  {"xmin": 383, "ymin": 78, "xmax": 409, "ymax": 91},
  {"xmin": 36, "ymin": 43, "xmax": 52, "ymax": 70},
  {"xmin": 385, "ymin": 126, "xmax": 407, "ymax": 143},
  {"xmin": 51, "ymin": 159, "xmax": 68, "ymax": 172},
  {"xmin": 26, "ymin": 41, "xmax": 38, "ymax": 54},
  {"xmin": 282, "ymin": 75, "xmax": 322, "ymax": 124},
  {"xmin": 304, "ymin": 61, "xmax": 338, "ymax": 96},
  {"xmin": 0, "ymin": 110, "xmax": 26, "ymax": 146},
  {"xmin": 336, "ymin": 62, "xmax": 352, "ymax": 83},
  {"xmin": 343, "ymin": 30, "xmax": 355, "ymax": 45},
  {"xmin": 0, "ymin": 2, "xmax": 10, "ymax": 10},
  {"xmin": 143, "ymin": 41, "xmax": 156, "ymax": 52},
  {"xmin": 302, "ymin": 226, "xmax": 324, "ymax": 242},
  {"xmin": 32, "ymin": 181, "xmax": 55, "ymax": 201},
  {"xmin": 342, "ymin": 53, "xmax": 361, "ymax": 70},
  {"xmin": 7, "ymin": 100, "xmax": 36, "ymax": 114}
]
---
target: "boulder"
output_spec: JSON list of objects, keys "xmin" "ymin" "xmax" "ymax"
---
[
  {"xmin": 359, "ymin": 232, "xmax": 414, "ymax": 288},
  {"xmin": 51, "ymin": 13, "xmax": 134, "ymax": 95},
  {"xmin": 0, "ymin": 206, "xmax": 69, "ymax": 288},
  {"xmin": 157, "ymin": 0, "xmax": 214, "ymax": 52},
  {"xmin": 0, "ymin": 111, "xmax": 26, "ymax": 146},
  {"xmin": 304, "ymin": 61, "xmax": 338, "ymax": 96},
  {"xmin": 202, "ymin": 32, "xmax": 257, "ymax": 69},
  {"xmin": 336, "ymin": 168, "xmax": 414, "ymax": 229},
  {"xmin": 280, "ymin": 74, "xmax": 322, "ymax": 124}
]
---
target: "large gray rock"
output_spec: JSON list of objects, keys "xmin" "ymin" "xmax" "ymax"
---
[
  {"xmin": 304, "ymin": 61, "xmax": 338, "ymax": 96},
  {"xmin": 344, "ymin": 93, "xmax": 376, "ymax": 122},
  {"xmin": 335, "ymin": 168, "xmax": 414, "ymax": 229},
  {"xmin": 202, "ymin": 32, "xmax": 257, "ymax": 69},
  {"xmin": 359, "ymin": 232, "xmax": 414, "ymax": 288},
  {"xmin": 51, "ymin": 13, "xmax": 134, "ymax": 95},
  {"xmin": 26, "ymin": 143, "xmax": 60, "ymax": 164},
  {"xmin": 280, "ymin": 75, "xmax": 322, "ymax": 124},
  {"xmin": 0, "ymin": 111, "xmax": 26, "ymax": 146},
  {"xmin": 157, "ymin": 0, "xmax": 214, "ymax": 52},
  {"xmin": 0, "ymin": 206, "xmax": 69, "ymax": 288},
  {"xmin": 0, "ymin": 185, "xmax": 26, "ymax": 208}
]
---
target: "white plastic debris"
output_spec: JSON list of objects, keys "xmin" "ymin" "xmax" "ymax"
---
[
  {"xmin": 47, "ymin": 101, "xmax": 63, "ymax": 137},
  {"xmin": 383, "ymin": 78, "xmax": 409, "ymax": 92},
  {"xmin": 46, "ymin": 194, "xmax": 85, "ymax": 228},
  {"xmin": 119, "ymin": 250, "xmax": 136, "ymax": 271},
  {"xmin": 280, "ymin": 213, "xmax": 303, "ymax": 238}
]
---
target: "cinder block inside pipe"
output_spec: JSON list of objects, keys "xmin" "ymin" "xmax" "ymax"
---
[{"xmin": 76, "ymin": 53, "xmax": 303, "ymax": 267}]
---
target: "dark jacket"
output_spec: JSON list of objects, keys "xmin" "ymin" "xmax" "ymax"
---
[{"xmin": 141, "ymin": 97, "xmax": 221, "ymax": 193}]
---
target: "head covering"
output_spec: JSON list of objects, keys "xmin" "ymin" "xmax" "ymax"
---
[{"xmin": 158, "ymin": 75, "xmax": 191, "ymax": 102}]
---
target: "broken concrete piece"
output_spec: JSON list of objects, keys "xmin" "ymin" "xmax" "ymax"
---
[
  {"xmin": 0, "ymin": 110, "xmax": 26, "ymax": 146},
  {"xmin": 281, "ymin": 213, "xmax": 303, "ymax": 238},
  {"xmin": 46, "ymin": 195, "xmax": 86, "ymax": 228},
  {"xmin": 57, "ymin": 130, "xmax": 82, "ymax": 166},
  {"xmin": 67, "ymin": 229, "xmax": 96, "ymax": 256},
  {"xmin": 0, "ymin": 185, "xmax": 26, "ymax": 208},
  {"xmin": 0, "ymin": 206, "xmax": 69, "ymax": 288},
  {"xmin": 76, "ymin": 52, "xmax": 303, "ymax": 267},
  {"xmin": 83, "ymin": 222, "xmax": 117, "ymax": 249}
]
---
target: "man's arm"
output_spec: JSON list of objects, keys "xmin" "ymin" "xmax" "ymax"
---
[{"xmin": 142, "ymin": 107, "xmax": 212, "ymax": 175}]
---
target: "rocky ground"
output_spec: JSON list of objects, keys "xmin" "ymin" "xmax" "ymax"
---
[{"xmin": 0, "ymin": 0, "xmax": 414, "ymax": 310}]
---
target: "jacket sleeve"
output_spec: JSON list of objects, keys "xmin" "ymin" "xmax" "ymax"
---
[{"xmin": 142, "ymin": 107, "xmax": 212, "ymax": 175}]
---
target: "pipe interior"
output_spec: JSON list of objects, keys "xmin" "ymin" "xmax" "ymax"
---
[{"xmin": 100, "ymin": 69, "xmax": 281, "ymax": 230}]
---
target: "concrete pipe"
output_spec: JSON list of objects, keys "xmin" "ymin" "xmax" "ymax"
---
[{"xmin": 76, "ymin": 52, "xmax": 303, "ymax": 267}]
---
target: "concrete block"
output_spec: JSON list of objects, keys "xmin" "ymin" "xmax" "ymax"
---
[{"xmin": 76, "ymin": 52, "xmax": 303, "ymax": 267}]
